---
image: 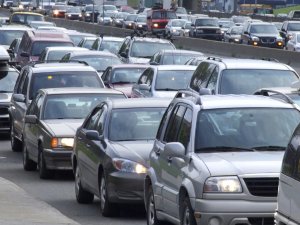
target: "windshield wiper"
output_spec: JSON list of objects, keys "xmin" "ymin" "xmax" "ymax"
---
[
  {"xmin": 252, "ymin": 146, "xmax": 286, "ymax": 151},
  {"xmin": 195, "ymin": 146, "xmax": 255, "ymax": 153}
]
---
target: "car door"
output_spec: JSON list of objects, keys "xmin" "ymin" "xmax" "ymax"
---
[{"xmin": 24, "ymin": 98, "xmax": 38, "ymax": 154}]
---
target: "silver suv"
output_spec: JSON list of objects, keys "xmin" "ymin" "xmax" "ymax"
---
[{"xmin": 144, "ymin": 91, "xmax": 300, "ymax": 225}]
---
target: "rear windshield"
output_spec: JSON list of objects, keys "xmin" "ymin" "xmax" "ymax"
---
[
  {"xmin": 195, "ymin": 19, "xmax": 218, "ymax": 27},
  {"xmin": 155, "ymin": 70, "xmax": 194, "ymax": 90},
  {"xmin": 31, "ymin": 41, "xmax": 74, "ymax": 56},
  {"xmin": 11, "ymin": 14, "xmax": 44, "ymax": 24},
  {"xmin": 220, "ymin": 69, "xmax": 299, "ymax": 94},
  {"xmin": 0, "ymin": 30, "xmax": 26, "ymax": 45},
  {"xmin": 163, "ymin": 54, "xmax": 202, "ymax": 65},
  {"xmin": 111, "ymin": 68, "xmax": 146, "ymax": 84},
  {"xmin": 99, "ymin": 40, "xmax": 123, "ymax": 54},
  {"xmin": 287, "ymin": 22, "xmax": 300, "ymax": 31},
  {"xmin": 72, "ymin": 56, "xmax": 122, "ymax": 72},
  {"xmin": 29, "ymin": 71, "xmax": 103, "ymax": 99}
]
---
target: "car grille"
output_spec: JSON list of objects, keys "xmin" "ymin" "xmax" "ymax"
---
[
  {"xmin": 260, "ymin": 37, "xmax": 276, "ymax": 44},
  {"xmin": 244, "ymin": 177, "xmax": 279, "ymax": 197},
  {"xmin": 202, "ymin": 29, "xmax": 218, "ymax": 34},
  {"xmin": 248, "ymin": 217, "xmax": 274, "ymax": 225},
  {"xmin": 0, "ymin": 106, "xmax": 8, "ymax": 115}
]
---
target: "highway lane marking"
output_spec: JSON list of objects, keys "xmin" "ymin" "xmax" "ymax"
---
[{"xmin": 0, "ymin": 156, "xmax": 6, "ymax": 159}]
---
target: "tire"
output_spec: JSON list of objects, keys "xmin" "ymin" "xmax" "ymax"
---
[
  {"xmin": 99, "ymin": 173, "xmax": 118, "ymax": 217},
  {"xmin": 75, "ymin": 164, "xmax": 94, "ymax": 204},
  {"xmin": 180, "ymin": 196, "xmax": 197, "ymax": 225},
  {"xmin": 38, "ymin": 146, "xmax": 53, "ymax": 179},
  {"xmin": 23, "ymin": 140, "xmax": 37, "ymax": 171},
  {"xmin": 146, "ymin": 185, "xmax": 161, "ymax": 225},
  {"xmin": 10, "ymin": 123, "xmax": 22, "ymax": 152}
]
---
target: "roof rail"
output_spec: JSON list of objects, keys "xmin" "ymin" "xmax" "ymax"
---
[
  {"xmin": 175, "ymin": 90, "xmax": 202, "ymax": 105},
  {"xmin": 207, "ymin": 56, "xmax": 222, "ymax": 62},
  {"xmin": 261, "ymin": 57, "xmax": 279, "ymax": 63}
]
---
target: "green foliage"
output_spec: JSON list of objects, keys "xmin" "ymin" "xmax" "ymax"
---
[
  {"xmin": 274, "ymin": 5, "xmax": 300, "ymax": 15},
  {"xmin": 128, "ymin": 0, "xmax": 139, "ymax": 8}
]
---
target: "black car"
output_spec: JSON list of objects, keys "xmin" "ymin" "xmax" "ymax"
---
[
  {"xmin": 241, "ymin": 22, "xmax": 284, "ymax": 49},
  {"xmin": 72, "ymin": 98, "xmax": 170, "ymax": 216},
  {"xmin": 189, "ymin": 17, "xmax": 222, "ymax": 41},
  {"xmin": 81, "ymin": 4, "xmax": 100, "ymax": 22}
]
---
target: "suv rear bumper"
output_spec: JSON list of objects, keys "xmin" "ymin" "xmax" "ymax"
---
[{"xmin": 192, "ymin": 198, "xmax": 276, "ymax": 225}]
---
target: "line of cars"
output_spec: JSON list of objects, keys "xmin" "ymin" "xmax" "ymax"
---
[{"xmin": 3, "ymin": 8, "xmax": 300, "ymax": 225}]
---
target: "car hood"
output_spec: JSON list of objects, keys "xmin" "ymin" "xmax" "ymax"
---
[
  {"xmin": 129, "ymin": 57, "xmax": 150, "ymax": 64},
  {"xmin": 111, "ymin": 83, "xmax": 133, "ymax": 97},
  {"xmin": 197, "ymin": 151, "xmax": 284, "ymax": 176},
  {"xmin": 153, "ymin": 91, "xmax": 177, "ymax": 98},
  {"xmin": 0, "ymin": 93, "xmax": 12, "ymax": 103},
  {"xmin": 251, "ymin": 33, "xmax": 279, "ymax": 37},
  {"xmin": 44, "ymin": 119, "xmax": 84, "ymax": 137},
  {"xmin": 110, "ymin": 140, "xmax": 154, "ymax": 166}
]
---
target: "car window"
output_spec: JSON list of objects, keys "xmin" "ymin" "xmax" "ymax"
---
[
  {"xmin": 156, "ymin": 103, "xmax": 174, "ymax": 140},
  {"xmin": 177, "ymin": 108, "xmax": 192, "ymax": 149},
  {"xmin": 190, "ymin": 62, "xmax": 216, "ymax": 92},
  {"xmin": 207, "ymin": 66, "xmax": 219, "ymax": 93},
  {"xmin": 91, "ymin": 38, "xmax": 99, "ymax": 50},
  {"xmin": 36, "ymin": 93, "xmax": 45, "ymax": 117},
  {"xmin": 96, "ymin": 105, "xmax": 107, "ymax": 135},
  {"xmin": 21, "ymin": 75, "xmax": 29, "ymax": 96},
  {"xmin": 138, "ymin": 69, "xmax": 150, "ymax": 84},
  {"xmin": 164, "ymin": 105, "xmax": 186, "ymax": 143},
  {"xmin": 31, "ymin": 42, "xmax": 74, "ymax": 57},
  {"xmin": 85, "ymin": 107, "xmax": 103, "ymax": 130}
]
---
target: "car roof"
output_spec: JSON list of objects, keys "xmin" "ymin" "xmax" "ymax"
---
[
  {"xmin": 11, "ymin": 12, "xmax": 43, "ymax": 16},
  {"xmin": 30, "ymin": 63, "xmax": 97, "ymax": 73},
  {"xmin": 68, "ymin": 51, "xmax": 117, "ymax": 57},
  {"xmin": 109, "ymin": 98, "xmax": 171, "ymax": 109},
  {"xmin": 111, "ymin": 64, "xmax": 149, "ymax": 69},
  {"xmin": 41, "ymin": 87, "xmax": 124, "ymax": 95},
  {"xmin": 45, "ymin": 46, "xmax": 87, "ymax": 52},
  {"xmin": 249, "ymin": 22, "xmax": 273, "ymax": 26},
  {"xmin": 0, "ymin": 25, "xmax": 32, "ymax": 30},
  {"xmin": 287, "ymin": 20, "xmax": 300, "ymax": 23},
  {"xmin": 155, "ymin": 65, "xmax": 197, "ymax": 71},
  {"xmin": 197, "ymin": 95, "xmax": 295, "ymax": 110},
  {"xmin": 205, "ymin": 58, "xmax": 293, "ymax": 70},
  {"xmin": 63, "ymin": 30, "xmax": 96, "ymax": 37},
  {"xmin": 102, "ymin": 36, "xmax": 124, "ymax": 41},
  {"xmin": 159, "ymin": 49, "xmax": 204, "ymax": 55},
  {"xmin": 26, "ymin": 30, "xmax": 72, "ymax": 42},
  {"xmin": 129, "ymin": 36, "xmax": 173, "ymax": 44}
]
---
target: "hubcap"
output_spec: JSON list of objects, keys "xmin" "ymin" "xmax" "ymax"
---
[
  {"xmin": 100, "ymin": 176, "xmax": 106, "ymax": 210},
  {"xmin": 75, "ymin": 166, "xmax": 80, "ymax": 195},
  {"xmin": 183, "ymin": 207, "xmax": 190, "ymax": 225},
  {"xmin": 148, "ymin": 191, "xmax": 155, "ymax": 225}
]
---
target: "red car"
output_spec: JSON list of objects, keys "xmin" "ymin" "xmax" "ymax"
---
[{"xmin": 146, "ymin": 9, "xmax": 177, "ymax": 34}]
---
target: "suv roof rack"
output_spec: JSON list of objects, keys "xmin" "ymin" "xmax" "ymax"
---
[
  {"xmin": 175, "ymin": 90, "xmax": 202, "ymax": 105},
  {"xmin": 207, "ymin": 56, "xmax": 222, "ymax": 62},
  {"xmin": 30, "ymin": 60, "xmax": 89, "ymax": 67},
  {"xmin": 261, "ymin": 57, "xmax": 279, "ymax": 63}
]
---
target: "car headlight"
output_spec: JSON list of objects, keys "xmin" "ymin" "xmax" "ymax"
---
[
  {"xmin": 79, "ymin": 14, "xmax": 82, "ymax": 17},
  {"xmin": 172, "ymin": 29, "xmax": 177, "ymax": 32},
  {"xmin": 100, "ymin": 18, "xmax": 103, "ymax": 21},
  {"xmin": 116, "ymin": 19, "xmax": 120, "ymax": 23},
  {"xmin": 86, "ymin": 13, "xmax": 90, "ymax": 16},
  {"xmin": 19, "ymin": 4, "xmax": 23, "ymax": 9},
  {"xmin": 112, "ymin": 158, "xmax": 147, "ymax": 174},
  {"xmin": 68, "ymin": 14, "xmax": 71, "ymax": 17},
  {"xmin": 234, "ymin": 38, "xmax": 240, "ymax": 42},
  {"xmin": 252, "ymin": 36, "xmax": 260, "ymax": 41},
  {"xmin": 51, "ymin": 137, "xmax": 74, "ymax": 149},
  {"xmin": 153, "ymin": 23, "xmax": 159, "ymax": 28},
  {"xmin": 221, "ymin": 30, "xmax": 225, "ymax": 34},
  {"xmin": 53, "ymin": 10, "xmax": 59, "ymax": 15},
  {"xmin": 128, "ymin": 23, "xmax": 132, "ymax": 26},
  {"xmin": 138, "ymin": 24, "xmax": 142, "ymax": 28},
  {"xmin": 204, "ymin": 176, "xmax": 242, "ymax": 193},
  {"xmin": 110, "ymin": 18, "xmax": 112, "ymax": 22}
]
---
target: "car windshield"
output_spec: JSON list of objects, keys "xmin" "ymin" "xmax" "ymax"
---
[
  {"xmin": 0, "ymin": 71, "xmax": 19, "ymax": 93},
  {"xmin": 137, "ymin": 16, "xmax": 146, "ymax": 22},
  {"xmin": 72, "ymin": 55, "xmax": 122, "ymax": 72},
  {"xmin": 47, "ymin": 50, "xmax": 75, "ymax": 61},
  {"xmin": 163, "ymin": 54, "xmax": 202, "ymax": 65},
  {"xmin": 130, "ymin": 42, "xmax": 175, "ymax": 58},
  {"xmin": 67, "ymin": 7, "xmax": 81, "ymax": 13},
  {"xmin": 155, "ymin": 70, "xmax": 194, "ymax": 90},
  {"xmin": 195, "ymin": 19, "xmax": 218, "ymax": 26},
  {"xmin": 293, "ymin": 11, "xmax": 300, "ymax": 18},
  {"xmin": 297, "ymin": 34, "xmax": 300, "ymax": 43},
  {"xmin": 99, "ymin": 40, "xmax": 122, "ymax": 54},
  {"xmin": 171, "ymin": 20, "xmax": 186, "ymax": 27},
  {"xmin": 43, "ymin": 93, "xmax": 125, "ymax": 120},
  {"xmin": 29, "ymin": 71, "xmax": 103, "ymax": 100},
  {"xmin": 195, "ymin": 108, "xmax": 300, "ymax": 152},
  {"xmin": 53, "ymin": 5, "xmax": 66, "ymax": 10},
  {"xmin": 109, "ymin": 107, "xmax": 166, "ymax": 141},
  {"xmin": 231, "ymin": 26, "xmax": 243, "ymax": 34},
  {"xmin": 31, "ymin": 41, "xmax": 74, "ymax": 57},
  {"xmin": 176, "ymin": 7, "xmax": 187, "ymax": 14},
  {"xmin": 85, "ymin": 6, "xmax": 93, "ymax": 11},
  {"xmin": 273, "ymin": 23, "xmax": 282, "ymax": 30},
  {"xmin": 0, "ymin": 30, "xmax": 26, "ymax": 45},
  {"xmin": 116, "ymin": 13, "xmax": 128, "ymax": 19},
  {"xmin": 111, "ymin": 68, "xmax": 146, "ymax": 84},
  {"xmin": 250, "ymin": 24, "xmax": 278, "ymax": 34},
  {"xmin": 82, "ymin": 39, "xmax": 95, "ymax": 49},
  {"xmin": 11, "ymin": 14, "xmax": 44, "ymax": 24},
  {"xmin": 152, "ymin": 11, "xmax": 177, "ymax": 19},
  {"xmin": 287, "ymin": 23, "xmax": 300, "ymax": 31},
  {"xmin": 126, "ymin": 14, "xmax": 138, "ymax": 21},
  {"xmin": 220, "ymin": 69, "xmax": 299, "ymax": 94},
  {"xmin": 218, "ymin": 21, "xmax": 234, "ymax": 28},
  {"xmin": 104, "ymin": 5, "xmax": 117, "ymax": 11},
  {"xmin": 69, "ymin": 34, "xmax": 87, "ymax": 46}
]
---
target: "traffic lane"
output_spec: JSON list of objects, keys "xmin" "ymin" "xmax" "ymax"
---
[{"xmin": 0, "ymin": 136, "xmax": 147, "ymax": 225}]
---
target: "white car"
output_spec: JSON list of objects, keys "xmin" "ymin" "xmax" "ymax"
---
[
  {"xmin": 165, "ymin": 19, "xmax": 188, "ymax": 36},
  {"xmin": 286, "ymin": 32, "xmax": 300, "ymax": 52}
]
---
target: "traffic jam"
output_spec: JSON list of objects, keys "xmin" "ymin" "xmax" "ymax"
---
[{"xmin": 0, "ymin": 0, "xmax": 300, "ymax": 225}]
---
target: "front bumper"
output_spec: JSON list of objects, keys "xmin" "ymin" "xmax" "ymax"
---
[
  {"xmin": 249, "ymin": 40, "xmax": 284, "ymax": 49},
  {"xmin": 0, "ymin": 105, "xmax": 10, "ymax": 133},
  {"xmin": 107, "ymin": 171, "xmax": 145, "ymax": 204},
  {"xmin": 43, "ymin": 148, "xmax": 72, "ymax": 170},
  {"xmin": 192, "ymin": 198, "xmax": 276, "ymax": 225},
  {"xmin": 151, "ymin": 28, "xmax": 165, "ymax": 34},
  {"xmin": 194, "ymin": 33, "xmax": 222, "ymax": 40}
]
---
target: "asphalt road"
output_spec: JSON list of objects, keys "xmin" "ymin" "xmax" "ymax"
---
[{"xmin": 0, "ymin": 135, "xmax": 147, "ymax": 225}]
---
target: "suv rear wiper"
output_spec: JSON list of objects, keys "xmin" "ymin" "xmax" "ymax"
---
[
  {"xmin": 195, "ymin": 146, "xmax": 256, "ymax": 153},
  {"xmin": 252, "ymin": 146, "xmax": 286, "ymax": 151}
]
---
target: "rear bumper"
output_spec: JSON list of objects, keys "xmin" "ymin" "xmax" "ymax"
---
[{"xmin": 43, "ymin": 148, "xmax": 72, "ymax": 170}]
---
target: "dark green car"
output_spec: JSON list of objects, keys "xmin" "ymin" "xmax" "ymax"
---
[{"xmin": 22, "ymin": 88, "xmax": 126, "ymax": 179}]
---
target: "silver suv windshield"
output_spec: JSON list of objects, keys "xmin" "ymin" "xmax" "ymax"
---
[
  {"xmin": 220, "ymin": 69, "xmax": 298, "ymax": 94},
  {"xmin": 155, "ymin": 70, "xmax": 194, "ymax": 90},
  {"xmin": 130, "ymin": 42, "xmax": 174, "ymax": 58},
  {"xmin": 195, "ymin": 108, "xmax": 300, "ymax": 152}
]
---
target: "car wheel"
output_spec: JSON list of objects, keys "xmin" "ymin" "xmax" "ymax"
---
[
  {"xmin": 75, "ymin": 164, "xmax": 94, "ymax": 204},
  {"xmin": 38, "ymin": 146, "xmax": 53, "ymax": 179},
  {"xmin": 146, "ymin": 185, "xmax": 161, "ymax": 225},
  {"xmin": 180, "ymin": 196, "xmax": 197, "ymax": 225},
  {"xmin": 99, "ymin": 173, "xmax": 118, "ymax": 217},
  {"xmin": 23, "ymin": 140, "xmax": 37, "ymax": 171},
  {"xmin": 10, "ymin": 123, "xmax": 22, "ymax": 152}
]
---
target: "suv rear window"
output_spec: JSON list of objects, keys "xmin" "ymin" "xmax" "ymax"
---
[
  {"xmin": 29, "ymin": 71, "xmax": 103, "ymax": 99},
  {"xmin": 152, "ymin": 11, "xmax": 177, "ymax": 19},
  {"xmin": 31, "ymin": 41, "xmax": 74, "ymax": 56}
]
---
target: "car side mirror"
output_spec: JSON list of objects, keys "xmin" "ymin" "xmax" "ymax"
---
[
  {"xmin": 120, "ymin": 52, "xmax": 127, "ymax": 58},
  {"xmin": 86, "ymin": 130, "xmax": 102, "ymax": 141},
  {"xmin": 244, "ymin": 31, "xmax": 249, "ymax": 35},
  {"xmin": 139, "ymin": 83, "xmax": 150, "ymax": 91},
  {"xmin": 12, "ymin": 94, "xmax": 25, "ymax": 103},
  {"xmin": 7, "ymin": 49, "xmax": 13, "ymax": 54},
  {"xmin": 163, "ymin": 142, "xmax": 185, "ymax": 158},
  {"xmin": 150, "ymin": 61, "xmax": 159, "ymax": 65},
  {"xmin": 25, "ymin": 115, "xmax": 38, "ymax": 124},
  {"xmin": 20, "ymin": 52, "xmax": 29, "ymax": 58},
  {"xmin": 199, "ymin": 88, "xmax": 212, "ymax": 95}
]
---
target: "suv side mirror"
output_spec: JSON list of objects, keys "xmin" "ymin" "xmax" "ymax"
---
[
  {"xmin": 150, "ymin": 61, "xmax": 159, "ymax": 65},
  {"xmin": 86, "ymin": 130, "xmax": 102, "ymax": 141},
  {"xmin": 120, "ymin": 52, "xmax": 127, "ymax": 58},
  {"xmin": 12, "ymin": 94, "xmax": 25, "ymax": 103},
  {"xmin": 25, "ymin": 115, "xmax": 38, "ymax": 124},
  {"xmin": 20, "ymin": 52, "xmax": 29, "ymax": 58},
  {"xmin": 244, "ymin": 31, "xmax": 249, "ymax": 35},
  {"xmin": 139, "ymin": 83, "xmax": 151, "ymax": 91},
  {"xmin": 164, "ymin": 142, "xmax": 185, "ymax": 158}
]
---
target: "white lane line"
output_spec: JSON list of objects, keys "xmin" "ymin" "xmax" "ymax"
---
[{"xmin": 0, "ymin": 156, "xmax": 6, "ymax": 159}]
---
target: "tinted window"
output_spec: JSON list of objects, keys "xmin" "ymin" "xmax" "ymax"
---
[
  {"xmin": 220, "ymin": 69, "xmax": 299, "ymax": 94},
  {"xmin": 130, "ymin": 42, "xmax": 175, "ymax": 58},
  {"xmin": 99, "ymin": 40, "xmax": 123, "ymax": 54},
  {"xmin": 43, "ymin": 93, "xmax": 124, "ymax": 120},
  {"xmin": 155, "ymin": 70, "xmax": 194, "ymax": 90},
  {"xmin": 0, "ymin": 71, "xmax": 19, "ymax": 92},
  {"xmin": 178, "ymin": 108, "xmax": 192, "ymax": 148},
  {"xmin": 163, "ymin": 54, "xmax": 202, "ymax": 65},
  {"xmin": 195, "ymin": 108, "xmax": 300, "ymax": 152},
  {"xmin": 47, "ymin": 50, "xmax": 73, "ymax": 61},
  {"xmin": 282, "ymin": 142, "xmax": 297, "ymax": 178},
  {"xmin": 164, "ymin": 105, "xmax": 186, "ymax": 142},
  {"xmin": 111, "ymin": 68, "xmax": 146, "ymax": 84},
  {"xmin": 287, "ymin": 22, "xmax": 300, "ymax": 31},
  {"xmin": 109, "ymin": 107, "xmax": 166, "ymax": 141},
  {"xmin": 152, "ymin": 11, "xmax": 177, "ymax": 19},
  {"xmin": 31, "ymin": 42, "xmax": 74, "ymax": 56},
  {"xmin": 85, "ymin": 107, "xmax": 102, "ymax": 130},
  {"xmin": 29, "ymin": 71, "xmax": 103, "ymax": 100},
  {"xmin": 82, "ymin": 39, "xmax": 95, "ymax": 49},
  {"xmin": 195, "ymin": 19, "xmax": 218, "ymax": 27},
  {"xmin": 190, "ymin": 62, "xmax": 216, "ymax": 92},
  {"xmin": 250, "ymin": 24, "xmax": 278, "ymax": 34},
  {"xmin": 0, "ymin": 30, "xmax": 26, "ymax": 45}
]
